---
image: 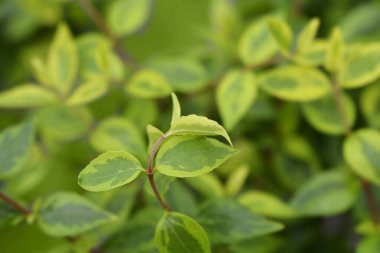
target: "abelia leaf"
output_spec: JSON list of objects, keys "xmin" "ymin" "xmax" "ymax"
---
[
  {"xmin": 198, "ymin": 199, "xmax": 284, "ymax": 244},
  {"xmin": 78, "ymin": 151, "xmax": 144, "ymax": 192},
  {"xmin": 155, "ymin": 212, "xmax": 211, "ymax": 253},
  {"xmin": 170, "ymin": 93, "xmax": 181, "ymax": 125},
  {"xmin": 325, "ymin": 27, "xmax": 344, "ymax": 73},
  {"xmin": 268, "ymin": 18, "xmax": 293, "ymax": 54},
  {"xmin": 149, "ymin": 59, "xmax": 209, "ymax": 92},
  {"xmin": 156, "ymin": 136, "xmax": 237, "ymax": 177},
  {"xmin": 168, "ymin": 114, "xmax": 232, "ymax": 146},
  {"xmin": 238, "ymin": 19, "xmax": 278, "ymax": 66},
  {"xmin": 339, "ymin": 43, "xmax": 380, "ymax": 88},
  {"xmin": 107, "ymin": 0, "xmax": 153, "ymax": 37},
  {"xmin": 66, "ymin": 78, "xmax": 108, "ymax": 106},
  {"xmin": 239, "ymin": 190, "xmax": 297, "ymax": 219},
  {"xmin": 125, "ymin": 69, "xmax": 172, "ymax": 98},
  {"xmin": 216, "ymin": 70, "xmax": 257, "ymax": 130},
  {"xmin": 90, "ymin": 117, "xmax": 146, "ymax": 160},
  {"xmin": 290, "ymin": 171, "xmax": 356, "ymax": 216},
  {"xmin": 301, "ymin": 91, "xmax": 356, "ymax": 135},
  {"xmin": 38, "ymin": 192, "xmax": 115, "ymax": 237},
  {"xmin": 47, "ymin": 23, "xmax": 78, "ymax": 95},
  {"xmin": 297, "ymin": 18, "xmax": 320, "ymax": 53},
  {"xmin": 147, "ymin": 124, "xmax": 164, "ymax": 154},
  {"xmin": 343, "ymin": 129, "xmax": 380, "ymax": 186},
  {"xmin": 0, "ymin": 84, "xmax": 57, "ymax": 108},
  {"xmin": 258, "ymin": 65, "xmax": 330, "ymax": 101},
  {"xmin": 0, "ymin": 122, "xmax": 34, "ymax": 178}
]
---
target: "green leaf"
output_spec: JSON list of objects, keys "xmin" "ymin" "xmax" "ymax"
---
[
  {"xmin": 338, "ymin": 43, "xmax": 380, "ymax": 88},
  {"xmin": 238, "ymin": 19, "xmax": 278, "ymax": 66},
  {"xmin": 297, "ymin": 18, "xmax": 320, "ymax": 53},
  {"xmin": 90, "ymin": 117, "xmax": 146, "ymax": 160},
  {"xmin": 156, "ymin": 136, "xmax": 237, "ymax": 177},
  {"xmin": 36, "ymin": 104, "xmax": 92, "ymax": 142},
  {"xmin": 149, "ymin": 59, "xmax": 209, "ymax": 92},
  {"xmin": 168, "ymin": 114, "xmax": 232, "ymax": 146},
  {"xmin": 198, "ymin": 199, "xmax": 284, "ymax": 244},
  {"xmin": 360, "ymin": 82, "xmax": 380, "ymax": 128},
  {"xmin": 239, "ymin": 190, "xmax": 297, "ymax": 219},
  {"xmin": 147, "ymin": 124, "xmax": 164, "ymax": 154},
  {"xmin": 38, "ymin": 192, "xmax": 115, "ymax": 237},
  {"xmin": 268, "ymin": 18, "xmax": 293, "ymax": 54},
  {"xmin": 343, "ymin": 129, "xmax": 380, "ymax": 186},
  {"xmin": 171, "ymin": 93, "xmax": 181, "ymax": 125},
  {"xmin": 47, "ymin": 23, "xmax": 78, "ymax": 95},
  {"xmin": 301, "ymin": 91, "xmax": 356, "ymax": 135},
  {"xmin": 292, "ymin": 40, "xmax": 327, "ymax": 67},
  {"xmin": 290, "ymin": 171, "xmax": 356, "ymax": 216},
  {"xmin": 0, "ymin": 84, "xmax": 57, "ymax": 108},
  {"xmin": 125, "ymin": 69, "xmax": 172, "ymax": 98},
  {"xmin": 107, "ymin": 0, "xmax": 153, "ymax": 37},
  {"xmin": 66, "ymin": 77, "xmax": 108, "ymax": 106},
  {"xmin": 103, "ymin": 208, "xmax": 162, "ymax": 253},
  {"xmin": 31, "ymin": 57, "xmax": 51, "ymax": 86},
  {"xmin": 216, "ymin": 70, "xmax": 257, "ymax": 130},
  {"xmin": 357, "ymin": 236, "xmax": 380, "ymax": 253},
  {"xmin": 0, "ymin": 200, "xmax": 23, "ymax": 228},
  {"xmin": 225, "ymin": 165, "xmax": 250, "ymax": 197},
  {"xmin": 155, "ymin": 212, "xmax": 211, "ymax": 253},
  {"xmin": 258, "ymin": 65, "xmax": 330, "ymax": 101},
  {"xmin": 0, "ymin": 122, "xmax": 34, "ymax": 178},
  {"xmin": 184, "ymin": 173, "xmax": 224, "ymax": 199},
  {"xmin": 78, "ymin": 151, "xmax": 144, "ymax": 192},
  {"xmin": 325, "ymin": 27, "xmax": 344, "ymax": 73}
]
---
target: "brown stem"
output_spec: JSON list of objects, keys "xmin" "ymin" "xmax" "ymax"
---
[
  {"xmin": 0, "ymin": 192, "xmax": 31, "ymax": 216},
  {"xmin": 147, "ymin": 135, "xmax": 171, "ymax": 211},
  {"xmin": 331, "ymin": 76, "xmax": 379, "ymax": 226},
  {"xmin": 76, "ymin": 0, "xmax": 138, "ymax": 70}
]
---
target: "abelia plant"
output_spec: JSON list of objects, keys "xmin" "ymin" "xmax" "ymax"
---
[{"xmin": 1, "ymin": 0, "xmax": 380, "ymax": 252}]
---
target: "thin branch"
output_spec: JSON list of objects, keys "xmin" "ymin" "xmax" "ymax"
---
[
  {"xmin": 147, "ymin": 134, "xmax": 171, "ymax": 211},
  {"xmin": 0, "ymin": 192, "xmax": 31, "ymax": 216},
  {"xmin": 76, "ymin": 0, "xmax": 139, "ymax": 70},
  {"xmin": 331, "ymin": 75, "xmax": 379, "ymax": 226}
]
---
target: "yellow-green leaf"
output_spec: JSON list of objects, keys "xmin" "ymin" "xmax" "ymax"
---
[
  {"xmin": 198, "ymin": 199, "xmax": 284, "ymax": 244},
  {"xmin": 258, "ymin": 65, "xmax": 330, "ymax": 101},
  {"xmin": 47, "ymin": 23, "xmax": 78, "ymax": 95},
  {"xmin": 156, "ymin": 136, "xmax": 237, "ymax": 177},
  {"xmin": 301, "ymin": 91, "xmax": 356, "ymax": 135},
  {"xmin": 216, "ymin": 70, "xmax": 257, "ymax": 130},
  {"xmin": 146, "ymin": 124, "xmax": 164, "ymax": 154},
  {"xmin": 238, "ymin": 19, "xmax": 278, "ymax": 66},
  {"xmin": 155, "ymin": 212, "xmax": 211, "ymax": 253},
  {"xmin": 184, "ymin": 173, "xmax": 224, "ymax": 199},
  {"xmin": 325, "ymin": 27, "xmax": 344, "ymax": 73},
  {"xmin": 168, "ymin": 114, "xmax": 232, "ymax": 146},
  {"xmin": 268, "ymin": 18, "xmax": 293, "ymax": 54},
  {"xmin": 0, "ymin": 84, "xmax": 57, "ymax": 108},
  {"xmin": 38, "ymin": 192, "xmax": 115, "ymax": 236},
  {"xmin": 66, "ymin": 78, "xmax": 108, "ymax": 106},
  {"xmin": 339, "ymin": 43, "xmax": 380, "ymax": 88},
  {"xmin": 78, "ymin": 151, "xmax": 144, "ymax": 192},
  {"xmin": 343, "ymin": 129, "xmax": 380, "ymax": 186},
  {"xmin": 225, "ymin": 165, "xmax": 249, "ymax": 197},
  {"xmin": 125, "ymin": 69, "xmax": 172, "ymax": 98},
  {"xmin": 290, "ymin": 171, "xmax": 356, "ymax": 216},
  {"xmin": 149, "ymin": 59, "xmax": 209, "ymax": 92},
  {"xmin": 297, "ymin": 18, "xmax": 320, "ymax": 53},
  {"xmin": 239, "ymin": 190, "xmax": 297, "ymax": 219},
  {"xmin": 107, "ymin": 0, "xmax": 153, "ymax": 37},
  {"xmin": 171, "ymin": 93, "xmax": 181, "ymax": 125},
  {"xmin": 0, "ymin": 122, "xmax": 34, "ymax": 178},
  {"xmin": 360, "ymin": 82, "xmax": 380, "ymax": 128},
  {"xmin": 90, "ymin": 117, "xmax": 146, "ymax": 160}
]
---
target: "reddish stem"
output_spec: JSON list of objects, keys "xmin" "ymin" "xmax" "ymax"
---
[{"xmin": 0, "ymin": 192, "xmax": 31, "ymax": 216}]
